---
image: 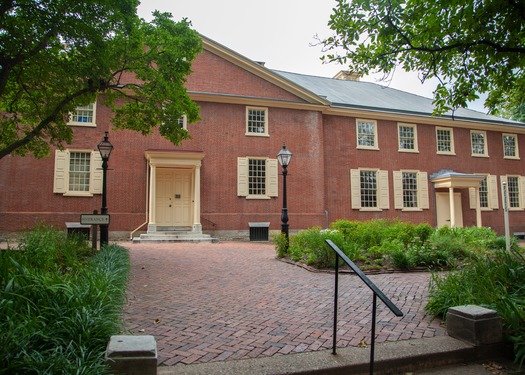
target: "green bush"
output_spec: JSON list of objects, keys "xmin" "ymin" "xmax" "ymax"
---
[
  {"xmin": 0, "ymin": 227, "xmax": 130, "ymax": 374},
  {"xmin": 288, "ymin": 227, "xmax": 347, "ymax": 268},
  {"xmin": 273, "ymin": 232, "xmax": 289, "ymax": 258},
  {"xmin": 426, "ymin": 248, "xmax": 525, "ymax": 367}
]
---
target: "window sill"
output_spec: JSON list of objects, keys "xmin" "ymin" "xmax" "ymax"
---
[
  {"xmin": 437, "ymin": 151, "xmax": 456, "ymax": 156},
  {"xmin": 401, "ymin": 208, "xmax": 423, "ymax": 212},
  {"xmin": 398, "ymin": 149, "xmax": 419, "ymax": 153},
  {"xmin": 358, "ymin": 208, "xmax": 382, "ymax": 212},
  {"xmin": 357, "ymin": 146, "xmax": 380, "ymax": 151},
  {"xmin": 245, "ymin": 133, "xmax": 269, "ymax": 137},
  {"xmin": 245, "ymin": 195, "xmax": 271, "ymax": 200},
  {"xmin": 68, "ymin": 122, "xmax": 97, "ymax": 127},
  {"xmin": 504, "ymin": 156, "xmax": 520, "ymax": 160},
  {"xmin": 471, "ymin": 154, "xmax": 489, "ymax": 158},
  {"xmin": 63, "ymin": 192, "xmax": 94, "ymax": 197}
]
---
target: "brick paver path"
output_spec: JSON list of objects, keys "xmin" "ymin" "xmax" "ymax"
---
[{"xmin": 121, "ymin": 242, "xmax": 445, "ymax": 366}]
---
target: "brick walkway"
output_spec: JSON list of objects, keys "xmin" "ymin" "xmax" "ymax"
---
[{"xmin": 121, "ymin": 242, "xmax": 445, "ymax": 367}]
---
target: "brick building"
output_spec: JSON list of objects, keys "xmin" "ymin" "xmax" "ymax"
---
[{"xmin": 1, "ymin": 35, "xmax": 524, "ymax": 241}]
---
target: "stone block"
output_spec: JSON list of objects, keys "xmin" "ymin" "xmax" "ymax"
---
[
  {"xmin": 446, "ymin": 305, "xmax": 502, "ymax": 345},
  {"xmin": 106, "ymin": 335, "xmax": 157, "ymax": 375}
]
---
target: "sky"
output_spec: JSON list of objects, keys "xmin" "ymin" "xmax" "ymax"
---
[{"xmin": 137, "ymin": 0, "xmax": 487, "ymax": 112}]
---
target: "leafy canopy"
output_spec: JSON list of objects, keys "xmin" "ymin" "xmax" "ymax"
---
[
  {"xmin": 0, "ymin": 0, "xmax": 202, "ymax": 159},
  {"xmin": 321, "ymin": 0, "xmax": 525, "ymax": 116}
]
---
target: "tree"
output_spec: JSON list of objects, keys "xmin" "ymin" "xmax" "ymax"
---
[
  {"xmin": 321, "ymin": 0, "xmax": 525, "ymax": 116},
  {"xmin": 0, "ymin": 0, "xmax": 202, "ymax": 159}
]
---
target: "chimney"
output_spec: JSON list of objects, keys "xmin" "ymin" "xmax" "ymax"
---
[{"xmin": 333, "ymin": 70, "xmax": 361, "ymax": 81}]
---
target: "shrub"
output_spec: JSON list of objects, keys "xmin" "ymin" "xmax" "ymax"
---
[
  {"xmin": 288, "ymin": 227, "xmax": 346, "ymax": 268},
  {"xmin": 426, "ymin": 248, "xmax": 525, "ymax": 367},
  {"xmin": 0, "ymin": 227, "xmax": 130, "ymax": 374},
  {"xmin": 273, "ymin": 232, "xmax": 289, "ymax": 258}
]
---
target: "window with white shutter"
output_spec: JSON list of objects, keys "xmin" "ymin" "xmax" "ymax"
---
[
  {"xmin": 350, "ymin": 168, "xmax": 389, "ymax": 210},
  {"xmin": 393, "ymin": 170, "xmax": 429, "ymax": 210},
  {"xmin": 237, "ymin": 157, "xmax": 278, "ymax": 199},
  {"xmin": 53, "ymin": 149, "xmax": 102, "ymax": 196}
]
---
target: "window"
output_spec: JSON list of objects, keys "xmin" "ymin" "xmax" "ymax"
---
[
  {"xmin": 68, "ymin": 103, "xmax": 96, "ymax": 127},
  {"xmin": 503, "ymin": 134, "xmax": 519, "ymax": 159},
  {"xmin": 53, "ymin": 150, "xmax": 102, "ymax": 196},
  {"xmin": 436, "ymin": 127, "xmax": 455, "ymax": 154},
  {"xmin": 237, "ymin": 157, "xmax": 278, "ymax": 199},
  {"xmin": 398, "ymin": 123, "xmax": 418, "ymax": 152},
  {"xmin": 393, "ymin": 170, "xmax": 429, "ymax": 210},
  {"xmin": 356, "ymin": 119, "xmax": 378, "ymax": 149},
  {"xmin": 246, "ymin": 107, "xmax": 268, "ymax": 136},
  {"xmin": 501, "ymin": 175, "xmax": 525, "ymax": 210},
  {"xmin": 471, "ymin": 130, "xmax": 488, "ymax": 157},
  {"xmin": 69, "ymin": 152, "xmax": 91, "ymax": 192},
  {"xmin": 178, "ymin": 115, "xmax": 188, "ymax": 130},
  {"xmin": 350, "ymin": 169, "xmax": 389, "ymax": 210},
  {"xmin": 469, "ymin": 174, "xmax": 498, "ymax": 210}
]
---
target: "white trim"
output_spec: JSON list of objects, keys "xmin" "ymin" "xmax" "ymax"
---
[
  {"xmin": 502, "ymin": 133, "xmax": 520, "ymax": 159},
  {"xmin": 68, "ymin": 103, "xmax": 97, "ymax": 127},
  {"xmin": 436, "ymin": 127, "xmax": 456, "ymax": 155},
  {"xmin": 356, "ymin": 119, "xmax": 379, "ymax": 150},
  {"xmin": 470, "ymin": 130, "xmax": 489, "ymax": 157},
  {"xmin": 245, "ymin": 107, "xmax": 269, "ymax": 137},
  {"xmin": 397, "ymin": 123, "xmax": 419, "ymax": 153}
]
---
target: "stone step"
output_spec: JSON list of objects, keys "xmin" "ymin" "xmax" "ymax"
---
[{"xmin": 132, "ymin": 232, "xmax": 218, "ymax": 243}]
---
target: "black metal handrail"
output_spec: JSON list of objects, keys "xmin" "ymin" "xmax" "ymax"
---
[{"xmin": 326, "ymin": 239, "xmax": 403, "ymax": 375}]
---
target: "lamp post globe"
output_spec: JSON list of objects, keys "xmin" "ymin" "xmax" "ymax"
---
[
  {"xmin": 277, "ymin": 144, "xmax": 292, "ymax": 245},
  {"xmin": 97, "ymin": 131, "xmax": 113, "ymax": 247}
]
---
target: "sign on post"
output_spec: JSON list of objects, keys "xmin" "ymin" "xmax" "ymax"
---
[{"xmin": 81, "ymin": 214, "xmax": 110, "ymax": 225}]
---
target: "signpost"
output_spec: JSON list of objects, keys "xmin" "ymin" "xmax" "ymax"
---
[
  {"xmin": 81, "ymin": 214, "xmax": 110, "ymax": 225},
  {"xmin": 81, "ymin": 213, "xmax": 110, "ymax": 250}
]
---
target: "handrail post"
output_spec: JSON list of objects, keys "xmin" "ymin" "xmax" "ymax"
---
[
  {"xmin": 333, "ymin": 254, "xmax": 339, "ymax": 355},
  {"xmin": 325, "ymin": 239, "xmax": 403, "ymax": 375},
  {"xmin": 370, "ymin": 293, "xmax": 377, "ymax": 375}
]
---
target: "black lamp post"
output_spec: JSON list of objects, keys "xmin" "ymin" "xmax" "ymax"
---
[
  {"xmin": 97, "ymin": 131, "xmax": 113, "ymax": 247},
  {"xmin": 277, "ymin": 144, "xmax": 292, "ymax": 244}
]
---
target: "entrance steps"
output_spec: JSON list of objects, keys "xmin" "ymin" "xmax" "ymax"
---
[{"xmin": 132, "ymin": 230, "xmax": 217, "ymax": 243}]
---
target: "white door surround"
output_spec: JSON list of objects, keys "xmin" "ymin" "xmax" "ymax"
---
[{"xmin": 145, "ymin": 150, "xmax": 205, "ymax": 234}]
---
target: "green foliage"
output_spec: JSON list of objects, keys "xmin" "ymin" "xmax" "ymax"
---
[
  {"xmin": 426, "ymin": 248, "xmax": 525, "ymax": 366},
  {"xmin": 272, "ymin": 232, "xmax": 289, "ymax": 258},
  {"xmin": 321, "ymin": 0, "xmax": 525, "ymax": 116},
  {"xmin": 0, "ymin": 227, "xmax": 130, "ymax": 373},
  {"xmin": 288, "ymin": 227, "xmax": 348, "ymax": 268},
  {"xmin": 0, "ymin": 2, "xmax": 202, "ymax": 159}
]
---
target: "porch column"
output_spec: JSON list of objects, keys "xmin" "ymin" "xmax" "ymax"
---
[
  {"xmin": 147, "ymin": 163, "xmax": 156, "ymax": 232},
  {"xmin": 192, "ymin": 164, "xmax": 202, "ymax": 233},
  {"xmin": 449, "ymin": 187, "xmax": 456, "ymax": 228},
  {"xmin": 475, "ymin": 187, "xmax": 482, "ymax": 227}
]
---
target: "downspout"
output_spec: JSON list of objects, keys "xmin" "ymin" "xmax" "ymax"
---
[{"xmin": 129, "ymin": 158, "xmax": 149, "ymax": 240}]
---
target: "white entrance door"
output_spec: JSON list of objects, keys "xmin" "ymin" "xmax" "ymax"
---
[
  {"xmin": 156, "ymin": 169, "xmax": 193, "ymax": 227},
  {"xmin": 436, "ymin": 192, "xmax": 463, "ymax": 228}
]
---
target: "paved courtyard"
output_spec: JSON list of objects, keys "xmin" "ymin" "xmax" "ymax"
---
[{"xmin": 121, "ymin": 241, "xmax": 445, "ymax": 367}]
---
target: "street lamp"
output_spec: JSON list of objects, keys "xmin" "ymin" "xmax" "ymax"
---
[
  {"xmin": 97, "ymin": 131, "xmax": 113, "ymax": 247},
  {"xmin": 277, "ymin": 144, "xmax": 292, "ymax": 244}
]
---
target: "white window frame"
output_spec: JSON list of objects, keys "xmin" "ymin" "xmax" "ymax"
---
[
  {"xmin": 178, "ymin": 115, "xmax": 188, "ymax": 130},
  {"xmin": 356, "ymin": 119, "xmax": 379, "ymax": 150},
  {"xmin": 237, "ymin": 157, "xmax": 278, "ymax": 199},
  {"xmin": 397, "ymin": 123, "xmax": 418, "ymax": 153},
  {"xmin": 350, "ymin": 168, "xmax": 389, "ymax": 211},
  {"xmin": 436, "ymin": 127, "xmax": 455, "ymax": 155},
  {"xmin": 503, "ymin": 133, "xmax": 519, "ymax": 159},
  {"xmin": 470, "ymin": 130, "xmax": 489, "ymax": 157},
  {"xmin": 469, "ymin": 174, "xmax": 499, "ymax": 211},
  {"xmin": 68, "ymin": 103, "xmax": 97, "ymax": 127},
  {"xmin": 53, "ymin": 149, "xmax": 103, "ymax": 196},
  {"xmin": 245, "ymin": 107, "xmax": 269, "ymax": 137}
]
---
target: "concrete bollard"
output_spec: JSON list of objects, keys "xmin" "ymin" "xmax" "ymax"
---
[
  {"xmin": 446, "ymin": 305, "xmax": 502, "ymax": 345},
  {"xmin": 106, "ymin": 335, "xmax": 157, "ymax": 375}
]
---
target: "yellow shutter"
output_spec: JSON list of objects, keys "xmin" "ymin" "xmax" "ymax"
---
[
  {"xmin": 350, "ymin": 169, "xmax": 361, "ymax": 209},
  {"xmin": 267, "ymin": 158, "xmax": 278, "ymax": 197},
  {"xmin": 393, "ymin": 171, "xmax": 403, "ymax": 209},
  {"xmin": 53, "ymin": 150, "xmax": 68, "ymax": 193},
  {"xmin": 90, "ymin": 152, "xmax": 103, "ymax": 194},
  {"xmin": 379, "ymin": 170, "xmax": 389, "ymax": 209},
  {"xmin": 468, "ymin": 187, "xmax": 476, "ymax": 209},
  {"xmin": 418, "ymin": 172, "xmax": 429, "ymax": 209},
  {"xmin": 237, "ymin": 157, "xmax": 248, "ymax": 196},
  {"xmin": 488, "ymin": 175, "xmax": 499, "ymax": 209}
]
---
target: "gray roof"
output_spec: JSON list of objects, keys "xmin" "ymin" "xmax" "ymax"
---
[{"xmin": 273, "ymin": 70, "xmax": 523, "ymax": 127}]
